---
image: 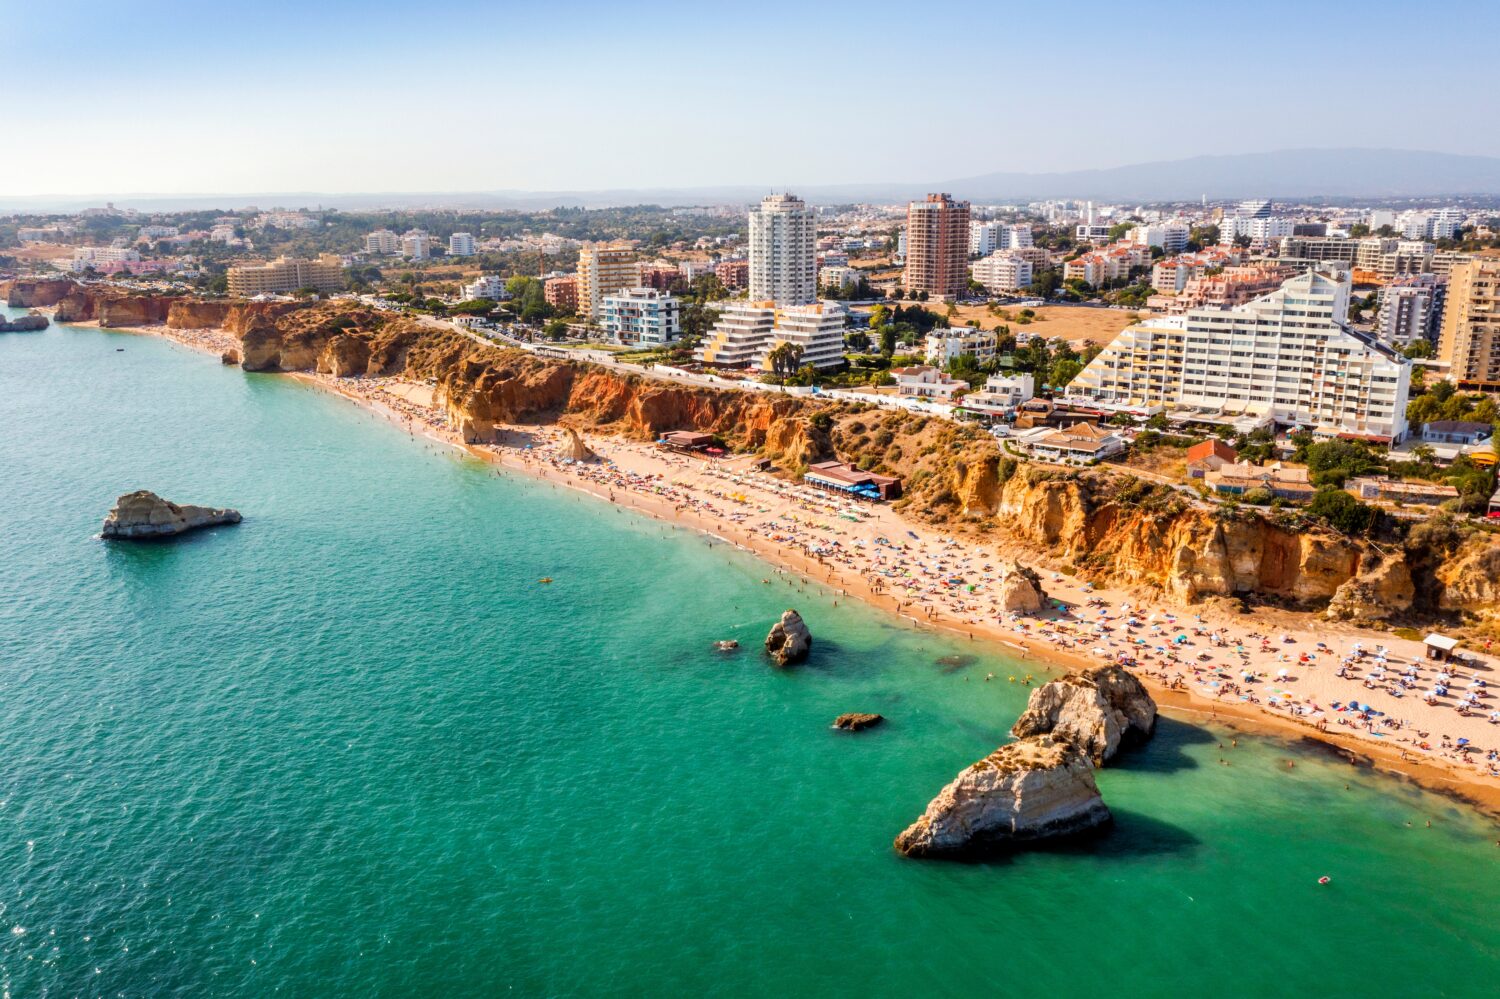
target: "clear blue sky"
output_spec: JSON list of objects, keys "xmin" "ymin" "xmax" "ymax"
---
[{"xmin": 6, "ymin": 0, "xmax": 1497, "ymax": 196}]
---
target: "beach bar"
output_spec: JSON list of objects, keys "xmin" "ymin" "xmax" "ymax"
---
[
  {"xmin": 1424, "ymin": 633, "xmax": 1460, "ymax": 663},
  {"xmin": 803, "ymin": 460, "xmax": 902, "ymax": 501}
]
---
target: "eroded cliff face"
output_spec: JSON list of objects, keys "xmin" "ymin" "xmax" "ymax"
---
[
  {"xmin": 3, "ymin": 279, "xmax": 77, "ymax": 308},
  {"xmin": 32, "ymin": 292, "xmax": 1496, "ymax": 626},
  {"xmin": 5, "ymin": 279, "xmax": 177, "ymax": 327}
]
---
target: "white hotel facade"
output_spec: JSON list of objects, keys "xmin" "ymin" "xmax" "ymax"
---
[
  {"xmin": 1070, "ymin": 270, "xmax": 1411, "ymax": 442},
  {"xmin": 695, "ymin": 300, "xmax": 846, "ymax": 371}
]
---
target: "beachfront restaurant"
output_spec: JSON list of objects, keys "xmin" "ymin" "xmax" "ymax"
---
[
  {"xmin": 658, "ymin": 430, "xmax": 720, "ymax": 455},
  {"xmin": 803, "ymin": 460, "xmax": 902, "ymax": 501}
]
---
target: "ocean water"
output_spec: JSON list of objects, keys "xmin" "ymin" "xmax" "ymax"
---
[{"xmin": 1, "ymin": 309, "xmax": 1498, "ymax": 998}]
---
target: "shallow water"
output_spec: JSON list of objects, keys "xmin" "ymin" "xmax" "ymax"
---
[{"xmin": 1, "ymin": 311, "xmax": 1497, "ymax": 997}]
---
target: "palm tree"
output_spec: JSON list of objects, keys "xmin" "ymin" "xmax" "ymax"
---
[{"xmin": 767, "ymin": 342, "xmax": 803, "ymax": 378}]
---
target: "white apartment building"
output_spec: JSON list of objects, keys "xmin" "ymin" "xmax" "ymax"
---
[
  {"xmin": 402, "ymin": 230, "xmax": 429, "ymax": 260},
  {"xmin": 820, "ymin": 265, "xmax": 862, "ymax": 293},
  {"xmin": 1128, "ymin": 221, "xmax": 1190, "ymax": 253},
  {"xmin": 961, "ymin": 373, "xmax": 1035, "ymax": 415},
  {"xmin": 364, "ymin": 229, "xmax": 400, "ymax": 254},
  {"xmin": 599, "ymin": 287, "xmax": 682, "ymax": 346},
  {"xmin": 1220, "ymin": 216, "xmax": 1294, "ymax": 244},
  {"xmin": 1150, "ymin": 248, "xmax": 1241, "ymax": 294},
  {"xmin": 1070, "ymin": 270, "xmax": 1411, "ymax": 442},
  {"xmin": 138, "ymin": 225, "xmax": 179, "ymax": 239},
  {"xmin": 462, "ymin": 274, "xmax": 508, "ymax": 301},
  {"xmin": 1075, "ymin": 223, "xmax": 1112, "ymax": 243},
  {"xmin": 1427, "ymin": 207, "xmax": 1465, "ymax": 241},
  {"xmin": 71, "ymin": 246, "xmax": 141, "ymax": 268},
  {"xmin": 892, "ymin": 365, "xmax": 967, "ymax": 400},
  {"xmin": 924, "ymin": 327, "xmax": 998, "ymax": 366},
  {"xmin": 968, "ymin": 221, "xmax": 1034, "ymax": 257},
  {"xmin": 970, "ymin": 251, "xmax": 1034, "ymax": 293},
  {"xmin": 1063, "ymin": 244, "xmax": 1152, "ymax": 287},
  {"xmin": 448, "ymin": 232, "xmax": 476, "ymax": 257},
  {"xmin": 695, "ymin": 301, "xmax": 846, "ymax": 371},
  {"xmin": 748, "ymin": 193, "xmax": 818, "ymax": 306},
  {"xmin": 1376, "ymin": 274, "xmax": 1445, "ymax": 347}
]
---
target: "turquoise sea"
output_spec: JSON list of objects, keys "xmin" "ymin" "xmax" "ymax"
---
[{"xmin": 1, "ymin": 308, "xmax": 1498, "ymax": 997}]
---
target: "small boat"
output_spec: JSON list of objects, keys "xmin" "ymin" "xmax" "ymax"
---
[{"xmin": 538, "ymin": 577, "xmax": 553, "ymax": 584}]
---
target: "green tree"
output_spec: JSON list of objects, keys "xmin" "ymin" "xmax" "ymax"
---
[
  {"xmin": 1049, "ymin": 357, "xmax": 1083, "ymax": 388},
  {"xmin": 1307, "ymin": 487, "xmax": 1375, "ymax": 535}
]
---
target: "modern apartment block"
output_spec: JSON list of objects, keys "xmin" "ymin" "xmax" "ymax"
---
[
  {"xmin": 1437, "ymin": 258, "xmax": 1500, "ymax": 390},
  {"xmin": 226, "ymin": 254, "xmax": 345, "ymax": 297},
  {"xmin": 1375, "ymin": 274, "xmax": 1446, "ymax": 348},
  {"xmin": 968, "ymin": 221, "xmax": 1033, "ymax": 257},
  {"xmin": 448, "ymin": 232, "xmax": 475, "ymax": 257},
  {"xmin": 599, "ymin": 287, "xmax": 681, "ymax": 346},
  {"xmin": 577, "ymin": 242, "xmax": 639, "ymax": 320},
  {"xmin": 714, "ymin": 258, "xmax": 749, "ymax": 289},
  {"xmin": 1147, "ymin": 264, "xmax": 1292, "ymax": 314},
  {"xmin": 924, "ymin": 327, "xmax": 997, "ymax": 366},
  {"xmin": 748, "ymin": 194, "xmax": 817, "ymax": 306},
  {"xmin": 1128, "ymin": 221, "xmax": 1191, "ymax": 253},
  {"xmin": 401, "ymin": 230, "xmax": 429, "ymax": 260},
  {"xmin": 364, "ymin": 229, "xmax": 400, "ymax": 255},
  {"xmin": 1150, "ymin": 248, "xmax": 1241, "ymax": 294},
  {"xmin": 543, "ymin": 275, "xmax": 578, "ymax": 312},
  {"xmin": 695, "ymin": 301, "xmax": 846, "ymax": 371},
  {"xmin": 1071, "ymin": 270, "xmax": 1411, "ymax": 442},
  {"xmin": 970, "ymin": 251, "xmax": 1034, "ymax": 293},
  {"xmin": 904, "ymin": 193, "xmax": 970, "ymax": 299}
]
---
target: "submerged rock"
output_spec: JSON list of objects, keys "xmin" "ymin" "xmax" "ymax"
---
[
  {"xmin": 995, "ymin": 561, "xmax": 1048, "ymax": 613},
  {"xmin": 833, "ymin": 712, "xmax": 884, "ymax": 731},
  {"xmin": 765, "ymin": 609, "xmax": 812, "ymax": 666},
  {"xmin": 894, "ymin": 735, "xmax": 1110, "ymax": 858},
  {"xmin": 101, "ymin": 490, "xmax": 242, "ymax": 540},
  {"xmin": 714, "ymin": 639, "xmax": 739, "ymax": 651},
  {"xmin": 1010, "ymin": 665, "xmax": 1157, "ymax": 766}
]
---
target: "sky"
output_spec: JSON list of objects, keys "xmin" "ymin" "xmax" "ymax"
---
[{"xmin": 4, "ymin": 0, "xmax": 1498, "ymax": 197}]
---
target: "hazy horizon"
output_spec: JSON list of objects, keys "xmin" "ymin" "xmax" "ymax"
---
[{"xmin": 8, "ymin": 0, "xmax": 1500, "ymax": 198}]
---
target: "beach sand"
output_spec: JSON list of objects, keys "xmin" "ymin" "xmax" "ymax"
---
[{"xmin": 83, "ymin": 317, "xmax": 1500, "ymax": 816}]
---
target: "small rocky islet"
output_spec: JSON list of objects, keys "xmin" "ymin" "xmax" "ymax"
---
[{"xmin": 101, "ymin": 490, "xmax": 242, "ymax": 540}]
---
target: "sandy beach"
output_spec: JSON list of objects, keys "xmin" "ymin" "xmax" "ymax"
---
[{"xmin": 89, "ymin": 318, "xmax": 1500, "ymax": 815}]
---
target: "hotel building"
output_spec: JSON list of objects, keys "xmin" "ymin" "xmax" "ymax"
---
[
  {"xmin": 1375, "ymin": 274, "xmax": 1445, "ymax": 348},
  {"xmin": 695, "ymin": 301, "xmax": 846, "ymax": 371},
  {"xmin": 577, "ymin": 243, "xmax": 639, "ymax": 320},
  {"xmin": 599, "ymin": 287, "xmax": 681, "ymax": 346},
  {"xmin": 924, "ymin": 327, "xmax": 997, "ymax": 366},
  {"xmin": 364, "ymin": 229, "xmax": 400, "ymax": 254},
  {"xmin": 905, "ymin": 193, "xmax": 971, "ymax": 299},
  {"xmin": 1437, "ymin": 258, "xmax": 1500, "ymax": 390},
  {"xmin": 1071, "ymin": 270, "xmax": 1411, "ymax": 442},
  {"xmin": 748, "ymin": 194, "xmax": 818, "ymax": 306},
  {"xmin": 226, "ymin": 255, "xmax": 345, "ymax": 297}
]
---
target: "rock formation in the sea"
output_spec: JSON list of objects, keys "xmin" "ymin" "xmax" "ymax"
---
[
  {"xmin": 0, "ymin": 312, "xmax": 49, "ymax": 332},
  {"xmin": 894, "ymin": 735, "xmax": 1111, "ymax": 858},
  {"xmin": 220, "ymin": 348, "xmax": 242, "ymax": 366},
  {"xmin": 562, "ymin": 427, "xmax": 598, "ymax": 462},
  {"xmin": 995, "ymin": 561, "xmax": 1048, "ymax": 613},
  {"xmin": 765, "ymin": 609, "xmax": 812, "ymax": 666},
  {"xmin": 1009, "ymin": 665, "xmax": 1157, "ymax": 766},
  {"xmin": 101, "ymin": 490, "xmax": 242, "ymax": 540},
  {"xmin": 833, "ymin": 712, "xmax": 884, "ymax": 731}
]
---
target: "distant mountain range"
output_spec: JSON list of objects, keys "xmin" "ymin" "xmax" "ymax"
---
[{"xmin": 4, "ymin": 149, "xmax": 1498, "ymax": 213}]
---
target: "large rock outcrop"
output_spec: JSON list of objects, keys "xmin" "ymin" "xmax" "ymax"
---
[
  {"xmin": 995, "ymin": 561, "xmax": 1048, "ymax": 613},
  {"xmin": 894, "ymin": 735, "xmax": 1111, "ymax": 858},
  {"xmin": 1326, "ymin": 553, "xmax": 1416, "ymax": 622},
  {"xmin": 833, "ymin": 712, "xmax": 884, "ymax": 731},
  {"xmin": 765, "ymin": 609, "xmax": 812, "ymax": 666},
  {"xmin": 1010, "ymin": 665, "xmax": 1157, "ymax": 766},
  {"xmin": 3, "ymin": 278, "xmax": 76, "ymax": 309},
  {"xmin": 0, "ymin": 313, "xmax": 48, "ymax": 332},
  {"xmin": 101, "ymin": 490, "xmax": 242, "ymax": 540}
]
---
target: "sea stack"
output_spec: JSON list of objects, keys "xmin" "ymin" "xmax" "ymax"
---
[
  {"xmin": 101, "ymin": 490, "xmax": 242, "ymax": 540},
  {"xmin": 1010, "ymin": 665, "xmax": 1157, "ymax": 766},
  {"xmin": 765, "ymin": 609, "xmax": 812, "ymax": 666},
  {"xmin": 0, "ymin": 312, "xmax": 49, "ymax": 333},
  {"xmin": 894, "ymin": 735, "xmax": 1111, "ymax": 858},
  {"xmin": 833, "ymin": 712, "xmax": 884, "ymax": 731},
  {"xmin": 995, "ymin": 561, "xmax": 1048, "ymax": 613}
]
